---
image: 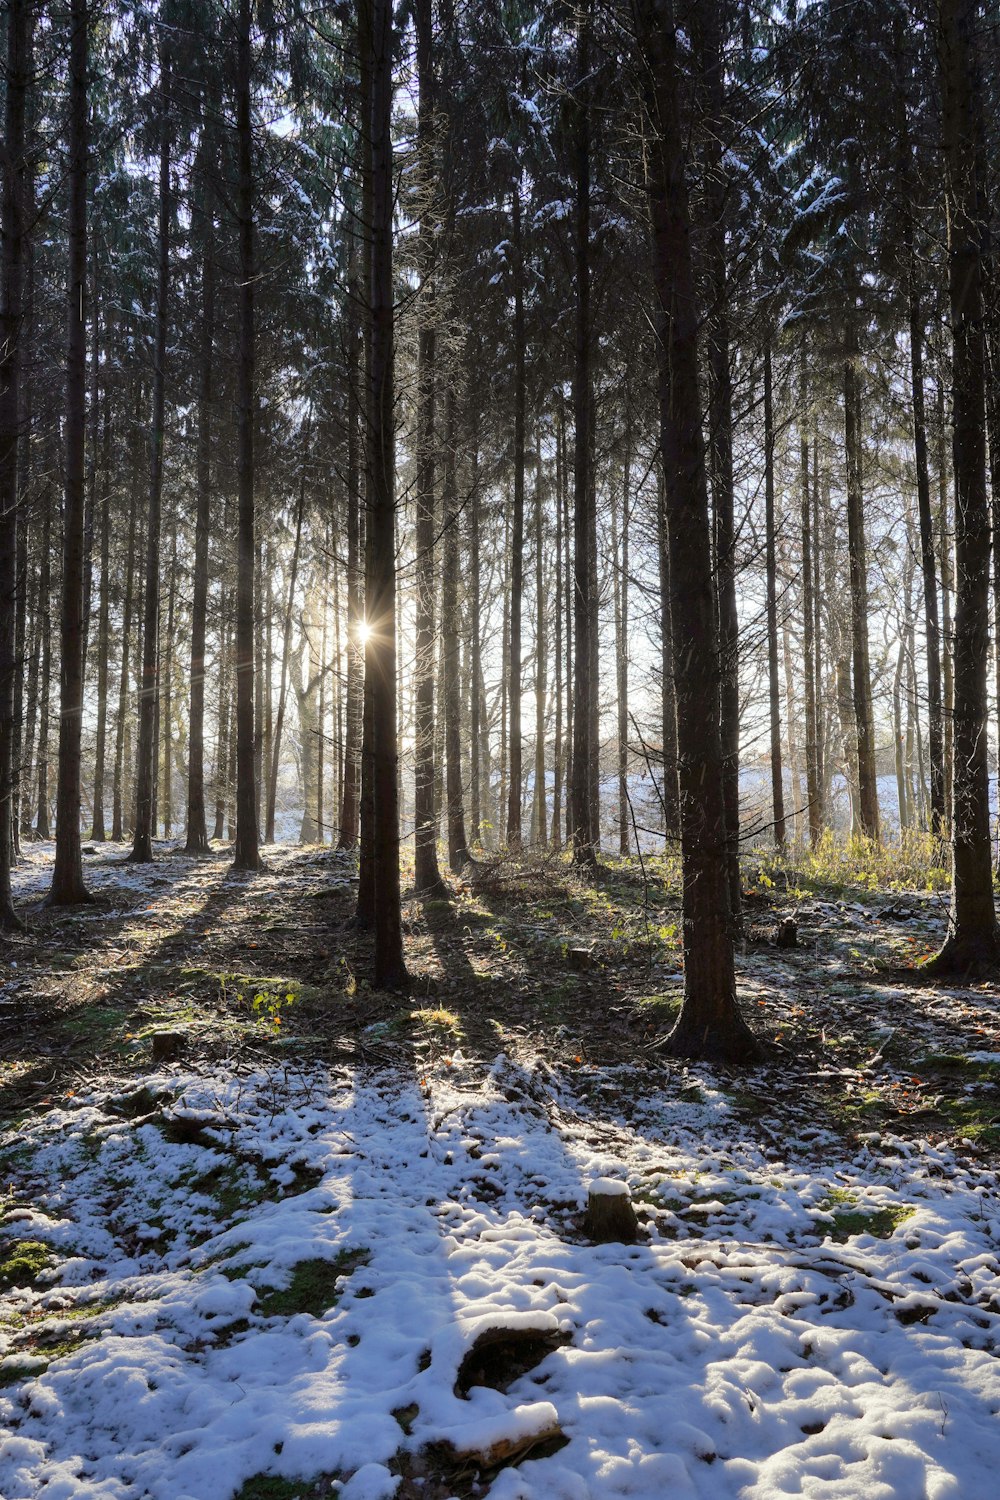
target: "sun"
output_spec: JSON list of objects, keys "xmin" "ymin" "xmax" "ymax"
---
[{"xmin": 357, "ymin": 621, "xmax": 372, "ymax": 647}]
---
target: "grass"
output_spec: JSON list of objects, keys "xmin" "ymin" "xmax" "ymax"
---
[
  {"xmin": 410, "ymin": 1007, "xmax": 463, "ymax": 1038},
  {"xmin": 756, "ymin": 829, "xmax": 951, "ymax": 897},
  {"xmin": 256, "ymin": 1251, "xmax": 370, "ymax": 1319},
  {"xmin": 177, "ymin": 968, "xmax": 324, "ymax": 1024}
]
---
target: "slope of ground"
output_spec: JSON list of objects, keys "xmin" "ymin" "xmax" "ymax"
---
[{"xmin": 1, "ymin": 842, "xmax": 999, "ymax": 1499}]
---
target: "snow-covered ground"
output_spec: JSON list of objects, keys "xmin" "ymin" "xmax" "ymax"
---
[{"xmin": 3, "ymin": 1052, "xmax": 1000, "ymax": 1499}]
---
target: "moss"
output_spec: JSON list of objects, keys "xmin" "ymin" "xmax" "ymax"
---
[
  {"xmin": 0, "ymin": 1240, "xmax": 52, "ymax": 1290},
  {"xmin": 410, "ymin": 1007, "xmax": 462, "ymax": 1036},
  {"xmin": 819, "ymin": 1190, "xmax": 914, "ymax": 1242},
  {"xmin": 190, "ymin": 1163, "xmax": 269, "ymax": 1218},
  {"xmin": 633, "ymin": 992, "xmax": 682, "ymax": 1016},
  {"xmin": 257, "ymin": 1251, "xmax": 369, "ymax": 1319}
]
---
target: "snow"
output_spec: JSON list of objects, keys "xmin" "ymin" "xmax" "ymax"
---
[
  {"xmin": 589, "ymin": 1178, "xmax": 630, "ymax": 1198},
  {"xmin": 3, "ymin": 1044, "xmax": 1000, "ymax": 1499}
]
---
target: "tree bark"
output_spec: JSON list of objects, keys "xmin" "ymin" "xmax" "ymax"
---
[
  {"xmin": 411, "ymin": 0, "xmax": 445, "ymax": 891},
  {"xmin": 365, "ymin": 0, "xmax": 406, "ymax": 984},
  {"xmin": 130, "ymin": 43, "xmax": 171, "ymax": 863},
  {"xmin": 231, "ymin": 0, "xmax": 260, "ymax": 871},
  {"xmin": 0, "ymin": 0, "xmax": 31, "ymax": 924},
  {"xmin": 634, "ymin": 0, "xmax": 759, "ymax": 1061},
  {"xmin": 571, "ymin": 7, "xmax": 598, "ymax": 869},
  {"xmin": 442, "ymin": 387, "xmax": 470, "ymax": 871},
  {"xmin": 91, "ymin": 381, "xmax": 111, "ymax": 839},
  {"xmin": 506, "ymin": 182, "xmax": 526, "ymax": 850},
  {"xmin": 763, "ymin": 346, "xmax": 785, "ymax": 849},
  {"xmin": 112, "ymin": 399, "xmax": 141, "ymax": 843},
  {"xmin": 843, "ymin": 318, "xmax": 880, "ymax": 842},
  {"xmin": 339, "ymin": 240, "xmax": 363, "ymax": 850},
  {"xmin": 48, "ymin": 0, "xmax": 91, "ymax": 905},
  {"xmin": 611, "ymin": 431, "xmax": 630, "ymax": 856},
  {"xmin": 800, "ymin": 346, "xmax": 821, "ymax": 845},
  {"xmin": 924, "ymin": 0, "xmax": 1000, "ymax": 973},
  {"xmin": 185, "ymin": 157, "xmax": 215, "ymax": 854},
  {"xmin": 905, "ymin": 214, "xmax": 945, "ymax": 840},
  {"xmin": 266, "ymin": 411, "xmax": 309, "ymax": 842},
  {"xmin": 533, "ymin": 436, "xmax": 547, "ymax": 847}
]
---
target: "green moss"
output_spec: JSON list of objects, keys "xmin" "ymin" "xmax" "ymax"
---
[
  {"xmin": 0, "ymin": 1240, "xmax": 52, "ymax": 1290},
  {"xmin": 190, "ymin": 1163, "xmax": 269, "ymax": 1218},
  {"xmin": 257, "ymin": 1251, "xmax": 369, "ymax": 1319},
  {"xmin": 633, "ymin": 992, "xmax": 682, "ymax": 1016},
  {"xmin": 819, "ymin": 1190, "xmax": 914, "ymax": 1242}
]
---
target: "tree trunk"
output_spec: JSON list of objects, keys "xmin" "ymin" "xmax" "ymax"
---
[
  {"xmin": 91, "ymin": 382, "xmax": 111, "ymax": 839},
  {"xmin": 611, "ymin": 432, "xmax": 630, "ymax": 856},
  {"xmin": 763, "ymin": 346, "xmax": 785, "ymax": 849},
  {"xmin": 364, "ymin": 0, "xmax": 406, "ymax": 984},
  {"xmin": 908, "ymin": 258, "xmax": 945, "ymax": 842},
  {"xmin": 469, "ymin": 436, "xmax": 483, "ymax": 848},
  {"xmin": 699, "ymin": 0, "xmax": 741, "ymax": 913},
  {"xmin": 48, "ymin": 0, "xmax": 91, "ymax": 905},
  {"xmin": 843, "ymin": 318, "xmax": 880, "ymax": 842},
  {"xmin": 130, "ymin": 43, "xmax": 170, "ymax": 864},
  {"xmin": 533, "ymin": 436, "xmax": 547, "ymax": 847},
  {"xmin": 925, "ymin": 0, "xmax": 1000, "ymax": 973},
  {"xmin": 411, "ymin": 0, "xmax": 444, "ymax": 891},
  {"xmin": 185, "ymin": 163, "xmax": 215, "ymax": 854},
  {"xmin": 937, "ymin": 385, "xmax": 954, "ymax": 835},
  {"xmin": 442, "ymin": 387, "xmax": 470, "ymax": 871},
  {"xmin": 161, "ymin": 526, "xmax": 177, "ymax": 837},
  {"xmin": 0, "ymin": 0, "xmax": 30, "ymax": 924},
  {"xmin": 338, "ymin": 242, "xmax": 363, "ymax": 850},
  {"xmin": 20, "ymin": 549, "xmax": 40, "ymax": 841},
  {"xmin": 35, "ymin": 498, "xmax": 51, "ymax": 839},
  {"xmin": 800, "ymin": 346, "xmax": 821, "ymax": 845},
  {"xmin": 635, "ymin": 0, "xmax": 759, "ymax": 1062},
  {"xmin": 551, "ymin": 398, "xmax": 564, "ymax": 848},
  {"xmin": 231, "ymin": 0, "xmax": 260, "ymax": 871},
  {"xmin": 571, "ymin": 8, "xmax": 598, "ymax": 869},
  {"xmin": 266, "ymin": 412, "xmax": 309, "ymax": 842},
  {"xmin": 506, "ymin": 182, "xmax": 526, "ymax": 850},
  {"xmin": 113, "ymin": 402, "xmax": 141, "ymax": 843},
  {"xmin": 213, "ymin": 593, "xmax": 230, "ymax": 841}
]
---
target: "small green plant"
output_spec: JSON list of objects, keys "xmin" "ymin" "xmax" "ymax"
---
[
  {"xmin": 0, "ymin": 1240, "xmax": 52, "ymax": 1291},
  {"xmin": 755, "ymin": 829, "xmax": 950, "ymax": 897}
]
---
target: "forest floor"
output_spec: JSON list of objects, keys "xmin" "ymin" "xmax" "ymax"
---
[{"xmin": 2, "ymin": 840, "xmax": 1000, "ymax": 1499}]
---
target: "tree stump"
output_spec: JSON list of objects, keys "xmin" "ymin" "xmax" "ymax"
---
[
  {"xmin": 584, "ymin": 1179, "xmax": 639, "ymax": 1244},
  {"xmin": 772, "ymin": 917, "xmax": 798, "ymax": 948},
  {"xmin": 150, "ymin": 1030, "xmax": 185, "ymax": 1064}
]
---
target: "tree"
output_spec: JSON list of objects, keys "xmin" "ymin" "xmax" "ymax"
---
[
  {"xmin": 363, "ymin": 0, "xmax": 406, "ymax": 986},
  {"xmin": 130, "ymin": 35, "xmax": 171, "ymax": 864},
  {"xmin": 570, "ymin": 5, "xmax": 598, "ymax": 869},
  {"xmin": 411, "ymin": 0, "xmax": 446, "ymax": 893},
  {"xmin": 0, "ymin": 0, "xmax": 32, "ymax": 927},
  {"xmin": 185, "ymin": 135, "xmax": 216, "ymax": 855},
  {"xmin": 231, "ymin": 0, "xmax": 261, "ymax": 872},
  {"xmin": 924, "ymin": 0, "xmax": 1000, "ymax": 974},
  {"xmin": 633, "ymin": 0, "xmax": 760, "ymax": 1062},
  {"xmin": 48, "ymin": 0, "xmax": 92, "ymax": 907}
]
